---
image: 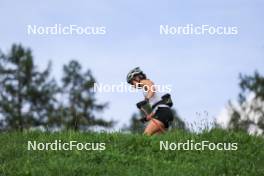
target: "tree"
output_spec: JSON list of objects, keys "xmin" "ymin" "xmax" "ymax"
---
[
  {"xmin": 61, "ymin": 60, "xmax": 113, "ymax": 131},
  {"xmin": 170, "ymin": 109, "xmax": 187, "ymax": 130},
  {"xmin": 122, "ymin": 112, "xmax": 145, "ymax": 133},
  {"xmin": 225, "ymin": 71, "xmax": 264, "ymax": 135},
  {"xmin": 0, "ymin": 44, "xmax": 58, "ymax": 131}
]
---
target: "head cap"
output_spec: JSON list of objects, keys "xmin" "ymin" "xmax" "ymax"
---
[{"xmin": 126, "ymin": 67, "xmax": 144, "ymax": 84}]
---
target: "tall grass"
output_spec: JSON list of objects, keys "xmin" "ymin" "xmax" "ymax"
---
[{"xmin": 0, "ymin": 129, "xmax": 263, "ymax": 176}]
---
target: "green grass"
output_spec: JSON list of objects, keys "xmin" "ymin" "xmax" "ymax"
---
[{"xmin": 0, "ymin": 129, "xmax": 263, "ymax": 176}]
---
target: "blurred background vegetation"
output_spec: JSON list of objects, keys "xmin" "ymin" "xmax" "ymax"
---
[{"xmin": 0, "ymin": 44, "xmax": 263, "ymax": 135}]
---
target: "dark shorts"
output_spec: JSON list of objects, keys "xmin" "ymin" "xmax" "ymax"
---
[{"xmin": 154, "ymin": 107, "xmax": 174, "ymax": 128}]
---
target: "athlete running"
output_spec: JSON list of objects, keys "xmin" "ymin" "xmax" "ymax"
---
[{"xmin": 126, "ymin": 67, "xmax": 174, "ymax": 136}]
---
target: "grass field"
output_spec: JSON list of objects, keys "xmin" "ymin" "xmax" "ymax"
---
[{"xmin": 0, "ymin": 129, "xmax": 263, "ymax": 176}]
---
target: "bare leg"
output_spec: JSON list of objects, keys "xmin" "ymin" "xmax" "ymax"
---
[{"xmin": 144, "ymin": 119, "xmax": 165, "ymax": 136}]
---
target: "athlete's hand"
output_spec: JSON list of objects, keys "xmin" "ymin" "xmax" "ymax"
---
[
  {"xmin": 146, "ymin": 112, "xmax": 155, "ymax": 120},
  {"xmin": 136, "ymin": 100, "xmax": 148, "ymax": 109},
  {"xmin": 146, "ymin": 113, "xmax": 154, "ymax": 120}
]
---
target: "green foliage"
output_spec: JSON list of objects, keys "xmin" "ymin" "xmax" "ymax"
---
[
  {"xmin": 0, "ymin": 44, "xmax": 59, "ymax": 131},
  {"xmin": 60, "ymin": 60, "xmax": 114, "ymax": 131},
  {"xmin": 228, "ymin": 71, "xmax": 264, "ymax": 134},
  {"xmin": 239, "ymin": 71, "xmax": 264, "ymax": 102},
  {"xmin": 0, "ymin": 44, "xmax": 113, "ymax": 131},
  {"xmin": 122, "ymin": 112, "xmax": 145, "ymax": 133},
  {"xmin": 170, "ymin": 109, "xmax": 187, "ymax": 130},
  {"xmin": 0, "ymin": 129, "xmax": 263, "ymax": 175}
]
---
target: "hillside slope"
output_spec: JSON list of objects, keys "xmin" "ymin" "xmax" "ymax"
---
[{"xmin": 0, "ymin": 129, "xmax": 263, "ymax": 176}]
